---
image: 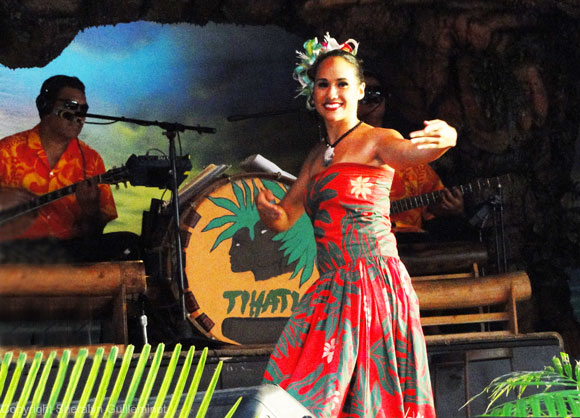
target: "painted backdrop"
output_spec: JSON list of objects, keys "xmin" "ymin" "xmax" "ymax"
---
[{"xmin": 0, "ymin": 22, "xmax": 318, "ymax": 234}]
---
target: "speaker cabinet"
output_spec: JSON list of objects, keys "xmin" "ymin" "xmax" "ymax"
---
[
  {"xmin": 231, "ymin": 384, "xmax": 314, "ymax": 418},
  {"xmin": 429, "ymin": 332, "xmax": 564, "ymax": 418}
]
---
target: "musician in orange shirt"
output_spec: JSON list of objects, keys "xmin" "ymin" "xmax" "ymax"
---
[
  {"xmin": 0, "ymin": 75, "xmax": 133, "ymax": 262},
  {"xmin": 358, "ymin": 70, "xmax": 465, "ymax": 236}
]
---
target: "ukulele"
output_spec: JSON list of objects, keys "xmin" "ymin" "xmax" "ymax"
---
[
  {"xmin": 390, "ymin": 175, "xmax": 509, "ymax": 215},
  {"xmin": 0, "ymin": 165, "xmax": 130, "ymax": 227}
]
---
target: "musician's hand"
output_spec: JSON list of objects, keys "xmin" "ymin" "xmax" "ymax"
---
[
  {"xmin": 0, "ymin": 187, "xmax": 36, "ymax": 211},
  {"xmin": 409, "ymin": 119, "xmax": 457, "ymax": 149},
  {"xmin": 433, "ymin": 187, "xmax": 464, "ymax": 216},
  {"xmin": 75, "ymin": 178, "xmax": 101, "ymax": 215},
  {"xmin": 0, "ymin": 188, "xmax": 39, "ymax": 239},
  {"xmin": 257, "ymin": 189, "xmax": 283, "ymax": 222}
]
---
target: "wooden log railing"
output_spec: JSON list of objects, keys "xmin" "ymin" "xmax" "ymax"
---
[
  {"xmin": 414, "ymin": 271, "xmax": 530, "ymax": 310},
  {"xmin": 0, "ymin": 261, "xmax": 147, "ymax": 346},
  {"xmin": 413, "ymin": 270, "xmax": 532, "ymax": 342},
  {"xmin": 0, "ymin": 261, "xmax": 146, "ymax": 296}
]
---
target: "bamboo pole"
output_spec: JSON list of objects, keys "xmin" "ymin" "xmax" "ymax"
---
[
  {"xmin": 0, "ymin": 261, "xmax": 146, "ymax": 296},
  {"xmin": 414, "ymin": 270, "xmax": 531, "ymax": 310}
]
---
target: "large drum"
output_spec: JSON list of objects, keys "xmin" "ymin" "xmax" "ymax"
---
[{"xmin": 165, "ymin": 172, "xmax": 319, "ymax": 345}]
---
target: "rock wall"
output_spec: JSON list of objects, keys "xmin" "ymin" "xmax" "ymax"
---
[{"xmin": 363, "ymin": 8, "xmax": 580, "ymax": 354}]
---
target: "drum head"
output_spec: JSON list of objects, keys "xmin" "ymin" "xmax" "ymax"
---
[{"xmin": 177, "ymin": 173, "xmax": 318, "ymax": 345}]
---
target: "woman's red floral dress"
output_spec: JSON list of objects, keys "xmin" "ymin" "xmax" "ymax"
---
[{"xmin": 264, "ymin": 163, "xmax": 435, "ymax": 418}]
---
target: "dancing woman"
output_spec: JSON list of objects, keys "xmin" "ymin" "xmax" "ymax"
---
[{"xmin": 257, "ymin": 34, "xmax": 456, "ymax": 418}]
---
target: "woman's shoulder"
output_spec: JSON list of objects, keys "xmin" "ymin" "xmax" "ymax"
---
[
  {"xmin": 360, "ymin": 124, "xmax": 403, "ymax": 138},
  {"xmin": 292, "ymin": 141, "xmax": 324, "ymax": 182},
  {"xmin": 359, "ymin": 124, "xmax": 405, "ymax": 145},
  {"xmin": 304, "ymin": 141, "xmax": 325, "ymax": 164},
  {"xmin": 358, "ymin": 125, "xmax": 411, "ymax": 170}
]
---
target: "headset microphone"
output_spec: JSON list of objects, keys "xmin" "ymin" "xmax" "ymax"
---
[
  {"xmin": 55, "ymin": 109, "xmax": 84, "ymax": 123},
  {"xmin": 55, "ymin": 109, "xmax": 73, "ymax": 119}
]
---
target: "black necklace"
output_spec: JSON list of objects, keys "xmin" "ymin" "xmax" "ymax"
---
[{"xmin": 323, "ymin": 120, "xmax": 363, "ymax": 167}]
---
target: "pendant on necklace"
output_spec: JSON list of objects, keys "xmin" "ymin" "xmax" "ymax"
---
[
  {"xmin": 323, "ymin": 146, "xmax": 334, "ymax": 167},
  {"xmin": 321, "ymin": 120, "xmax": 363, "ymax": 168}
]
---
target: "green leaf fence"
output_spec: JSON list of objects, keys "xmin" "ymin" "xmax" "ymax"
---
[{"xmin": 0, "ymin": 344, "xmax": 241, "ymax": 418}]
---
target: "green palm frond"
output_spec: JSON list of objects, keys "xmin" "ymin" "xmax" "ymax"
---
[
  {"xmin": 0, "ymin": 344, "xmax": 240, "ymax": 418},
  {"xmin": 273, "ymin": 213, "xmax": 317, "ymax": 286},
  {"xmin": 262, "ymin": 179, "xmax": 317, "ymax": 286},
  {"xmin": 203, "ymin": 177, "xmax": 317, "ymax": 285},
  {"xmin": 465, "ymin": 352, "xmax": 580, "ymax": 417},
  {"xmin": 203, "ymin": 179, "xmax": 260, "ymax": 251}
]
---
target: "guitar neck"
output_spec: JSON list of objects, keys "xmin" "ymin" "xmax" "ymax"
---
[
  {"xmin": 390, "ymin": 176, "xmax": 503, "ymax": 215},
  {"xmin": 0, "ymin": 174, "xmax": 103, "ymax": 225}
]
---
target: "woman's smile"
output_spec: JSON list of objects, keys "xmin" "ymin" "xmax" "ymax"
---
[
  {"xmin": 324, "ymin": 101, "xmax": 343, "ymax": 111},
  {"xmin": 313, "ymin": 56, "xmax": 364, "ymax": 121}
]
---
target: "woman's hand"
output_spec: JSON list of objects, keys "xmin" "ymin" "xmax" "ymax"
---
[
  {"xmin": 257, "ymin": 188, "xmax": 287, "ymax": 228},
  {"xmin": 409, "ymin": 119, "xmax": 457, "ymax": 149}
]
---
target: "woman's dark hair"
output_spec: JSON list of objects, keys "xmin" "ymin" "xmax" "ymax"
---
[{"xmin": 306, "ymin": 49, "xmax": 365, "ymax": 85}]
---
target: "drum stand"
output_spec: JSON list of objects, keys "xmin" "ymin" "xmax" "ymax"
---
[{"xmin": 81, "ymin": 111, "xmax": 216, "ymax": 321}]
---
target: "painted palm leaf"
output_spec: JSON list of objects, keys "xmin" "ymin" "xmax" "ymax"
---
[
  {"xmin": 465, "ymin": 352, "xmax": 580, "ymax": 417},
  {"xmin": 0, "ymin": 344, "xmax": 241, "ymax": 418}
]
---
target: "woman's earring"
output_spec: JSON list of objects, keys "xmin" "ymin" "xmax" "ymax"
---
[{"xmin": 308, "ymin": 96, "xmax": 315, "ymax": 109}]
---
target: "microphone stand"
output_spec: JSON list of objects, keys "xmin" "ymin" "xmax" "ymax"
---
[
  {"xmin": 227, "ymin": 107, "xmax": 304, "ymax": 122},
  {"xmin": 165, "ymin": 128, "xmax": 188, "ymax": 320},
  {"xmin": 469, "ymin": 202, "xmax": 491, "ymax": 277},
  {"xmin": 83, "ymin": 112, "xmax": 216, "ymax": 134},
  {"xmin": 490, "ymin": 184, "xmax": 507, "ymax": 274},
  {"xmin": 81, "ymin": 112, "xmax": 216, "ymax": 321},
  {"xmin": 468, "ymin": 188, "xmax": 507, "ymax": 275}
]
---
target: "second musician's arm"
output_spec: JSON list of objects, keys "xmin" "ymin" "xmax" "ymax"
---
[{"xmin": 428, "ymin": 187, "xmax": 465, "ymax": 217}]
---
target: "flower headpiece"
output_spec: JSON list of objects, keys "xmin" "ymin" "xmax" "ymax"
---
[{"xmin": 293, "ymin": 32, "xmax": 359, "ymax": 109}]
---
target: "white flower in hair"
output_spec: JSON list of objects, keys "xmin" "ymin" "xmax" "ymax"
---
[{"xmin": 321, "ymin": 32, "xmax": 359, "ymax": 55}]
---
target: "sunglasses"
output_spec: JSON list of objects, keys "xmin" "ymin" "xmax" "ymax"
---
[
  {"xmin": 360, "ymin": 86, "xmax": 385, "ymax": 105},
  {"xmin": 55, "ymin": 98, "xmax": 89, "ymax": 115}
]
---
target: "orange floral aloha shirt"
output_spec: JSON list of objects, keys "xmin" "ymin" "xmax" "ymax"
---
[
  {"xmin": 0, "ymin": 125, "xmax": 117, "ymax": 240},
  {"xmin": 389, "ymin": 163, "xmax": 444, "ymax": 232}
]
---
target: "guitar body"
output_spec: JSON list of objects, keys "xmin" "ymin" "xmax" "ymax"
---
[
  {"xmin": 0, "ymin": 165, "xmax": 130, "ymax": 242},
  {"xmin": 0, "ymin": 188, "xmax": 37, "ymax": 240}
]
